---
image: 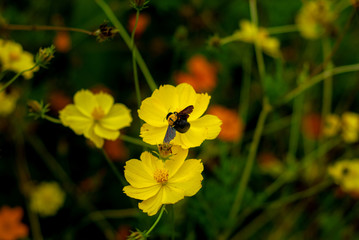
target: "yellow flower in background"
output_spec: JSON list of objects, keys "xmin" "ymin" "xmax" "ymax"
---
[
  {"xmin": 296, "ymin": 0, "xmax": 336, "ymax": 39},
  {"xmin": 30, "ymin": 182, "xmax": 65, "ymax": 217},
  {"xmin": 123, "ymin": 146, "xmax": 204, "ymax": 216},
  {"xmin": 232, "ymin": 20, "xmax": 280, "ymax": 57},
  {"xmin": 0, "ymin": 86, "xmax": 19, "ymax": 116},
  {"xmin": 341, "ymin": 112, "xmax": 359, "ymax": 143},
  {"xmin": 0, "ymin": 39, "xmax": 38, "ymax": 79},
  {"xmin": 328, "ymin": 160, "xmax": 359, "ymax": 193},
  {"xmin": 323, "ymin": 114, "xmax": 341, "ymax": 137},
  {"xmin": 138, "ymin": 83, "xmax": 222, "ymax": 149},
  {"xmin": 59, "ymin": 90, "xmax": 132, "ymax": 148}
]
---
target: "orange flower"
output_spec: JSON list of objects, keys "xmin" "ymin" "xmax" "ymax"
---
[
  {"xmin": 0, "ymin": 206, "xmax": 28, "ymax": 240},
  {"xmin": 54, "ymin": 31, "xmax": 71, "ymax": 53},
  {"xmin": 90, "ymin": 84, "xmax": 113, "ymax": 95},
  {"xmin": 128, "ymin": 13, "xmax": 151, "ymax": 36},
  {"xmin": 174, "ymin": 55, "xmax": 217, "ymax": 93},
  {"xmin": 302, "ymin": 113, "xmax": 322, "ymax": 140},
  {"xmin": 207, "ymin": 105, "xmax": 243, "ymax": 142},
  {"xmin": 104, "ymin": 138, "xmax": 128, "ymax": 162}
]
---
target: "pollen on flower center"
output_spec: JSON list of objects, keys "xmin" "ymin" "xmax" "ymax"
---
[
  {"xmin": 92, "ymin": 106, "xmax": 106, "ymax": 120},
  {"xmin": 153, "ymin": 168, "xmax": 169, "ymax": 184},
  {"xmin": 9, "ymin": 52, "xmax": 20, "ymax": 61}
]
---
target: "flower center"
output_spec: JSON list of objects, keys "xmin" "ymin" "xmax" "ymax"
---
[
  {"xmin": 9, "ymin": 52, "xmax": 20, "ymax": 61},
  {"xmin": 91, "ymin": 106, "xmax": 106, "ymax": 120},
  {"xmin": 153, "ymin": 168, "xmax": 169, "ymax": 184}
]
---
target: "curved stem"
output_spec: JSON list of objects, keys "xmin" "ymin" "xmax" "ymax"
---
[
  {"xmin": 229, "ymin": 99, "xmax": 271, "ymax": 220},
  {"xmin": 146, "ymin": 205, "xmax": 166, "ymax": 237},
  {"xmin": 95, "ymin": 0, "xmax": 157, "ymax": 92},
  {"xmin": 267, "ymin": 25, "xmax": 298, "ymax": 35},
  {"xmin": 131, "ymin": 10, "xmax": 142, "ymax": 109},
  {"xmin": 0, "ymin": 63, "xmax": 39, "ymax": 93},
  {"xmin": 102, "ymin": 149, "xmax": 127, "ymax": 186},
  {"xmin": 43, "ymin": 115, "xmax": 62, "ymax": 124},
  {"xmin": 1, "ymin": 24, "xmax": 96, "ymax": 35},
  {"xmin": 279, "ymin": 63, "xmax": 359, "ymax": 105},
  {"xmin": 119, "ymin": 134, "xmax": 156, "ymax": 149}
]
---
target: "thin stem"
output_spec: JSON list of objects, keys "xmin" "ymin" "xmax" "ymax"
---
[
  {"xmin": 146, "ymin": 205, "xmax": 166, "ymax": 237},
  {"xmin": 131, "ymin": 10, "xmax": 142, "ymax": 109},
  {"xmin": 119, "ymin": 134, "xmax": 156, "ymax": 149},
  {"xmin": 95, "ymin": 0, "xmax": 157, "ymax": 92},
  {"xmin": 102, "ymin": 149, "xmax": 127, "ymax": 186},
  {"xmin": 229, "ymin": 99, "xmax": 271, "ymax": 220},
  {"xmin": 0, "ymin": 63, "xmax": 39, "ymax": 93},
  {"xmin": 266, "ymin": 180, "xmax": 331, "ymax": 209},
  {"xmin": 43, "ymin": 115, "xmax": 62, "ymax": 124},
  {"xmin": 267, "ymin": 25, "xmax": 298, "ymax": 35},
  {"xmin": 249, "ymin": 0, "xmax": 266, "ymax": 83},
  {"xmin": 278, "ymin": 63, "xmax": 359, "ymax": 105},
  {"xmin": 87, "ymin": 209, "xmax": 137, "ymax": 220},
  {"xmin": 1, "ymin": 23, "xmax": 95, "ymax": 35}
]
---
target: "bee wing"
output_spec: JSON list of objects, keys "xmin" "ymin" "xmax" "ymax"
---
[
  {"xmin": 178, "ymin": 105, "xmax": 194, "ymax": 118},
  {"xmin": 164, "ymin": 125, "xmax": 176, "ymax": 143}
]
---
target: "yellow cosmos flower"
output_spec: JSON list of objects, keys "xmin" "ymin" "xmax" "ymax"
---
[
  {"xmin": 0, "ymin": 86, "xmax": 19, "ymax": 116},
  {"xmin": 0, "ymin": 39, "xmax": 38, "ymax": 79},
  {"xmin": 138, "ymin": 83, "xmax": 222, "ymax": 149},
  {"xmin": 328, "ymin": 160, "xmax": 359, "ymax": 193},
  {"xmin": 123, "ymin": 146, "xmax": 204, "ymax": 216},
  {"xmin": 59, "ymin": 90, "xmax": 132, "ymax": 148},
  {"xmin": 231, "ymin": 20, "xmax": 280, "ymax": 58},
  {"xmin": 29, "ymin": 182, "xmax": 65, "ymax": 217},
  {"xmin": 296, "ymin": 0, "xmax": 336, "ymax": 39},
  {"xmin": 341, "ymin": 112, "xmax": 359, "ymax": 143}
]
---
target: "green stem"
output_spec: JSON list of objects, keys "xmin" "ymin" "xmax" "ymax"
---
[
  {"xmin": 131, "ymin": 10, "xmax": 142, "ymax": 109},
  {"xmin": 266, "ymin": 180, "xmax": 331, "ymax": 209},
  {"xmin": 279, "ymin": 63, "xmax": 359, "ymax": 105},
  {"xmin": 146, "ymin": 205, "xmax": 166, "ymax": 237},
  {"xmin": 95, "ymin": 0, "xmax": 157, "ymax": 92},
  {"xmin": 0, "ymin": 63, "xmax": 39, "ymax": 92},
  {"xmin": 119, "ymin": 134, "xmax": 156, "ymax": 149},
  {"xmin": 102, "ymin": 149, "xmax": 127, "ymax": 186},
  {"xmin": 249, "ymin": 0, "xmax": 266, "ymax": 83},
  {"xmin": 87, "ymin": 209, "xmax": 137, "ymax": 220},
  {"xmin": 229, "ymin": 99, "xmax": 271, "ymax": 220},
  {"xmin": 43, "ymin": 115, "xmax": 62, "ymax": 124},
  {"xmin": 267, "ymin": 25, "xmax": 298, "ymax": 35}
]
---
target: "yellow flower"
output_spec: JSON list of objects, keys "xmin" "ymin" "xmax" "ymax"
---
[
  {"xmin": 123, "ymin": 146, "xmax": 203, "ymax": 216},
  {"xmin": 323, "ymin": 114, "xmax": 341, "ymax": 137},
  {"xmin": 0, "ymin": 86, "xmax": 19, "ymax": 116},
  {"xmin": 138, "ymin": 83, "xmax": 222, "ymax": 149},
  {"xmin": 341, "ymin": 112, "xmax": 359, "ymax": 143},
  {"xmin": 59, "ymin": 90, "xmax": 132, "ymax": 148},
  {"xmin": 296, "ymin": 0, "xmax": 336, "ymax": 39},
  {"xmin": 232, "ymin": 20, "xmax": 280, "ymax": 57},
  {"xmin": 328, "ymin": 160, "xmax": 359, "ymax": 193},
  {"xmin": 0, "ymin": 39, "xmax": 38, "ymax": 79},
  {"xmin": 29, "ymin": 182, "xmax": 66, "ymax": 217}
]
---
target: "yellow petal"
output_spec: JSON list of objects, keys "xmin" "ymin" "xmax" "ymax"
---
[
  {"xmin": 170, "ymin": 159, "xmax": 204, "ymax": 196},
  {"xmin": 94, "ymin": 123, "xmax": 120, "ymax": 140},
  {"xmin": 84, "ymin": 125, "xmax": 104, "ymax": 148},
  {"xmin": 138, "ymin": 97, "xmax": 169, "ymax": 127},
  {"xmin": 172, "ymin": 124, "xmax": 207, "ymax": 148},
  {"xmin": 165, "ymin": 146, "xmax": 188, "ymax": 177},
  {"xmin": 99, "ymin": 104, "xmax": 132, "ymax": 130},
  {"xmin": 191, "ymin": 114, "xmax": 222, "ymax": 139},
  {"xmin": 124, "ymin": 159, "xmax": 157, "ymax": 188},
  {"xmin": 152, "ymin": 85, "xmax": 179, "ymax": 113},
  {"xmin": 94, "ymin": 92, "xmax": 114, "ymax": 115},
  {"xmin": 140, "ymin": 151, "xmax": 164, "ymax": 176},
  {"xmin": 123, "ymin": 185, "xmax": 161, "ymax": 200},
  {"xmin": 59, "ymin": 104, "xmax": 92, "ymax": 135},
  {"xmin": 74, "ymin": 90, "xmax": 97, "ymax": 117},
  {"xmin": 138, "ymin": 188, "xmax": 164, "ymax": 216},
  {"xmin": 140, "ymin": 123, "xmax": 168, "ymax": 145},
  {"xmin": 176, "ymin": 83, "xmax": 197, "ymax": 112},
  {"xmin": 188, "ymin": 93, "xmax": 211, "ymax": 121},
  {"xmin": 161, "ymin": 185, "xmax": 185, "ymax": 204}
]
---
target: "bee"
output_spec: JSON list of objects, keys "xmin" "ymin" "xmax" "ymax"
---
[{"xmin": 163, "ymin": 105, "xmax": 194, "ymax": 143}]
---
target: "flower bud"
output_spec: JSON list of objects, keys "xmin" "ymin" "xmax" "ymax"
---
[
  {"xmin": 130, "ymin": 0, "xmax": 149, "ymax": 11},
  {"xmin": 36, "ymin": 45, "xmax": 55, "ymax": 68},
  {"xmin": 158, "ymin": 143, "xmax": 172, "ymax": 159}
]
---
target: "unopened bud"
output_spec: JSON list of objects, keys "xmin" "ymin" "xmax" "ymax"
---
[
  {"xmin": 158, "ymin": 143, "xmax": 173, "ymax": 159},
  {"xmin": 208, "ymin": 34, "xmax": 221, "ymax": 48},
  {"xmin": 36, "ymin": 45, "xmax": 55, "ymax": 68},
  {"xmin": 127, "ymin": 230, "xmax": 146, "ymax": 240},
  {"xmin": 95, "ymin": 22, "xmax": 118, "ymax": 42},
  {"xmin": 28, "ymin": 100, "xmax": 42, "ymax": 113},
  {"xmin": 130, "ymin": 0, "xmax": 149, "ymax": 11}
]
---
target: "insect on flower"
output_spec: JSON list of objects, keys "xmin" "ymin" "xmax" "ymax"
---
[{"xmin": 164, "ymin": 105, "xmax": 194, "ymax": 143}]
